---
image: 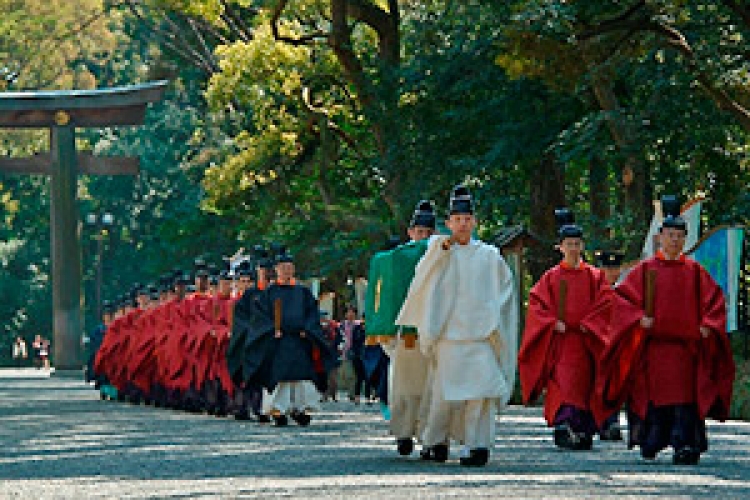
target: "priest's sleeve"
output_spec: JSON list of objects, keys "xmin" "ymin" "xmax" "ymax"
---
[{"xmin": 518, "ymin": 272, "xmax": 557, "ymax": 405}]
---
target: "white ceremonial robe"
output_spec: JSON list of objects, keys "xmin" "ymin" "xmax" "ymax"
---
[
  {"xmin": 396, "ymin": 236, "xmax": 518, "ymax": 449},
  {"xmin": 388, "ymin": 335, "xmax": 429, "ymax": 440},
  {"xmin": 262, "ymin": 381, "xmax": 321, "ymax": 415}
]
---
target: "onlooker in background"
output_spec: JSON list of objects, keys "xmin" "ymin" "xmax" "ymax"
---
[
  {"xmin": 12, "ymin": 336, "xmax": 28, "ymax": 368},
  {"xmin": 321, "ymin": 312, "xmax": 341, "ymax": 402},
  {"xmin": 32, "ymin": 335, "xmax": 51, "ymax": 370},
  {"xmin": 339, "ymin": 305, "xmax": 371, "ymax": 404}
]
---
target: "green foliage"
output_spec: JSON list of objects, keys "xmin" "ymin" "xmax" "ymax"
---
[{"xmin": 2, "ymin": 0, "xmax": 750, "ymax": 363}]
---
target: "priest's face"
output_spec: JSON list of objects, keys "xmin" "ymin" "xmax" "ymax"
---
[
  {"xmin": 137, "ymin": 294, "xmax": 149, "ymax": 308},
  {"xmin": 602, "ymin": 267, "xmax": 620, "ymax": 286},
  {"xmin": 218, "ymin": 279, "xmax": 232, "ymax": 295},
  {"xmin": 237, "ymin": 277, "xmax": 249, "ymax": 292},
  {"xmin": 446, "ymin": 213, "xmax": 476, "ymax": 243},
  {"xmin": 408, "ymin": 225, "xmax": 434, "ymax": 242},
  {"xmin": 660, "ymin": 227, "xmax": 686, "ymax": 257},
  {"xmin": 558, "ymin": 237, "xmax": 584, "ymax": 261},
  {"xmin": 276, "ymin": 262, "xmax": 296, "ymax": 283}
]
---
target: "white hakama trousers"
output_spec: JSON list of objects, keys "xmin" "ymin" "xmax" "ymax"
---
[
  {"xmin": 420, "ymin": 339, "xmax": 505, "ymax": 450},
  {"xmin": 262, "ymin": 381, "xmax": 321, "ymax": 415},
  {"xmin": 389, "ymin": 337, "xmax": 429, "ymax": 439},
  {"xmin": 421, "ymin": 393, "xmax": 497, "ymax": 449}
]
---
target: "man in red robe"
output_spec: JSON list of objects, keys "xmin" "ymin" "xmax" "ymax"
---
[
  {"xmin": 159, "ymin": 273, "xmax": 193, "ymax": 409},
  {"xmin": 202, "ymin": 268, "xmax": 237, "ymax": 416},
  {"xmin": 519, "ymin": 208, "xmax": 611, "ymax": 450},
  {"xmin": 593, "ymin": 249, "xmax": 626, "ymax": 441},
  {"xmin": 594, "ymin": 195, "xmax": 735, "ymax": 465}
]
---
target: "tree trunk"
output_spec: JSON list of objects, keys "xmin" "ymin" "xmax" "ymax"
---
[
  {"xmin": 590, "ymin": 72, "xmax": 649, "ymax": 257},
  {"xmin": 528, "ymin": 154, "xmax": 566, "ymax": 281},
  {"xmin": 328, "ymin": 0, "xmax": 401, "ymax": 218},
  {"xmin": 589, "ymin": 154, "xmax": 611, "ymax": 245}
]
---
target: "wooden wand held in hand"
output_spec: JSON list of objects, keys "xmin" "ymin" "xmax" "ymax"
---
[
  {"xmin": 274, "ymin": 298, "xmax": 282, "ymax": 338},
  {"xmin": 441, "ymin": 235, "xmax": 458, "ymax": 250},
  {"xmin": 557, "ymin": 279, "xmax": 568, "ymax": 322},
  {"xmin": 644, "ymin": 269, "xmax": 656, "ymax": 318}
]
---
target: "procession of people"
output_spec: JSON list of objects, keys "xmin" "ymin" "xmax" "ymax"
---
[{"xmin": 87, "ymin": 187, "xmax": 736, "ymax": 468}]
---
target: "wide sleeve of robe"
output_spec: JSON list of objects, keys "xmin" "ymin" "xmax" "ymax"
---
[
  {"xmin": 517, "ymin": 271, "xmax": 557, "ymax": 405},
  {"xmin": 695, "ymin": 264, "xmax": 735, "ymax": 421},
  {"xmin": 592, "ymin": 262, "xmax": 649, "ymax": 424}
]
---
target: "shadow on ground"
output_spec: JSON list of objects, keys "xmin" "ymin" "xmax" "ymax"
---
[{"xmin": 1, "ymin": 375, "xmax": 749, "ymax": 499}]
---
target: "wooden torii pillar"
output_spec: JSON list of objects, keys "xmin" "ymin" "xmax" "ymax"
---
[{"xmin": 0, "ymin": 81, "xmax": 167, "ymax": 369}]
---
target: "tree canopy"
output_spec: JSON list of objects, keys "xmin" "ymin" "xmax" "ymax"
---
[{"xmin": 1, "ymin": 0, "xmax": 748, "ymax": 362}]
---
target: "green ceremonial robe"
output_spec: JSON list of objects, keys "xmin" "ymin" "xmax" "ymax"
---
[{"xmin": 365, "ymin": 239, "xmax": 429, "ymax": 338}]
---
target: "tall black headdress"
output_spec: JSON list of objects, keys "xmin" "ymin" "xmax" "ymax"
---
[
  {"xmin": 272, "ymin": 243, "xmax": 294, "ymax": 264},
  {"xmin": 219, "ymin": 257, "xmax": 232, "ymax": 281},
  {"xmin": 253, "ymin": 245, "xmax": 273, "ymax": 270},
  {"xmin": 194, "ymin": 258, "xmax": 208, "ymax": 278},
  {"xmin": 594, "ymin": 250, "xmax": 624, "ymax": 268},
  {"xmin": 410, "ymin": 200, "xmax": 436, "ymax": 229},
  {"xmin": 554, "ymin": 208, "xmax": 583, "ymax": 240},
  {"xmin": 660, "ymin": 195, "xmax": 687, "ymax": 233},
  {"xmin": 448, "ymin": 185, "xmax": 474, "ymax": 215},
  {"xmin": 384, "ymin": 235, "xmax": 402, "ymax": 250}
]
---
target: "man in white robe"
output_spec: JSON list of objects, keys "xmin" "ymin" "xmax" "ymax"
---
[{"xmin": 397, "ymin": 185, "xmax": 518, "ymax": 467}]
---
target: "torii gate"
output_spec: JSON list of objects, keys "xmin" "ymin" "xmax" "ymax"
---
[{"xmin": 0, "ymin": 81, "xmax": 167, "ymax": 369}]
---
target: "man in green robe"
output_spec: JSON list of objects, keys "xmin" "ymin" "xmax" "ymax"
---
[{"xmin": 364, "ymin": 200, "xmax": 436, "ymax": 456}]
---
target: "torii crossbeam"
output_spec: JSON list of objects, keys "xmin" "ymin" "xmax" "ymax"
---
[{"xmin": 0, "ymin": 81, "xmax": 167, "ymax": 369}]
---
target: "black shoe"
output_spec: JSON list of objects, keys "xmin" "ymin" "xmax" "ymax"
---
[
  {"xmin": 291, "ymin": 411, "xmax": 311, "ymax": 426},
  {"xmin": 257, "ymin": 414, "xmax": 271, "ymax": 423},
  {"xmin": 599, "ymin": 424, "xmax": 623, "ymax": 441},
  {"xmin": 273, "ymin": 414, "xmax": 289, "ymax": 427},
  {"xmin": 673, "ymin": 446, "xmax": 700, "ymax": 465},
  {"xmin": 554, "ymin": 424, "xmax": 593, "ymax": 451},
  {"xmin": 397, "ymin": 438, "xmax": 414, "ymax": 456},
  {"xmin": 420, "ymin": 444, "xmax": 449, "ymax": 462},
  {"xmin": 460, "ymin": 448, "xmax": 489, "ymax": 467}
]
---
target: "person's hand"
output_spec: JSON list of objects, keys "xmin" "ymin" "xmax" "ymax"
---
[
  {"xmin": 640, "ymin": 316, "xmax": 654, "ymax": 329},
  {"xmin": 700, "ymin": 326, "xmax": 711, "ymax": 338},
  {"xmin": 300, "ymin": 331, "xmax": 307, "ymax": 338},
  {"xmin": 554, "ymin": 320, "xmax": 566, "ymax": 333},
  {"xmin": 275, "ymin": 330, "xmax": 282, "ymax": 338}
]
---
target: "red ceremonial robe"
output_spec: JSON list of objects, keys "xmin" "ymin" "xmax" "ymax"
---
[
  {"xmin": 94, "ymin": 313, "xmax": 127, "ymax": 383},
  {"xmin": 99, "ymin": 310, "xmax": 128, "ymax": 390},
  {"xmin": 130, "ymin": 307, "xmax": 160, "ymax": 394},
  {"xmin": 207, "ymin": 294, "xmax": 236, "ymax": 396},
  {"xmin": 162, "ymin": 299, "xmax": 194, "ymax": 392},
  {"xmin": 519, "ymin": 262, "xmax": 612, "ymax": 425},
  {"xmin": 185, "ymin": 293, "xmax": 217, "ymax": 391},
  {"xmin": 593, "ymin": 252, "xmax": 735, "ymax": 426}
]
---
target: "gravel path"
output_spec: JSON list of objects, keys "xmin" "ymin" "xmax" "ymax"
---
[{"xmin": 1, "ymin": 373, "xmax": 749, "ymax": 499}]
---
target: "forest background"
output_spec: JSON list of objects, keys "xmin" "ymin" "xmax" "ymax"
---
[{"xmin": 1, "ymin": 1, "xmax": 749, "ymax": 377}]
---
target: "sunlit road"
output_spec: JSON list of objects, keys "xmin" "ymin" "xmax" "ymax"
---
[{"xmin": 1, "ymin": 372, "xmax": 749, "ymax": 499}]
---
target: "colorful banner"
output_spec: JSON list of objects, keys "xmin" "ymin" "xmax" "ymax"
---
[
  {"xmin": 690, "ymin": 227, "xmax": 745, "ymax": 332},
  {"xmin": 641, "ymin": 198, "xmax": 703, "ymax": 259}
]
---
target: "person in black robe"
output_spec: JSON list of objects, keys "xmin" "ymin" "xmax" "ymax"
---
[{"xmin": 234, "ymin": 249, "xmax": 337, "ymax": 426}]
